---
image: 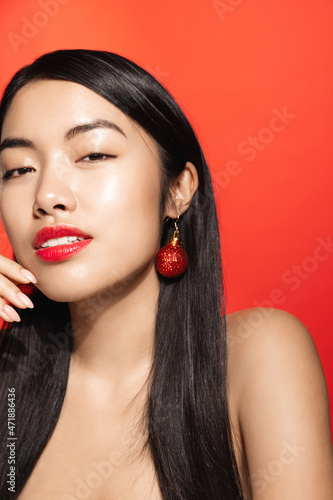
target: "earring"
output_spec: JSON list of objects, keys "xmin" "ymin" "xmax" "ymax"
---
[
  {"xmin": 155, "ymin": 215, "xmax": 189, "ymax": 278},
  {"xmin": 18, "ymin": 282, "xmax": 38, "ymax": 297}
]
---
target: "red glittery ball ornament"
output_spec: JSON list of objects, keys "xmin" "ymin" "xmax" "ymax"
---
[
  {"xmin": 155, "ymin": 229, "xmax": 188, "ymax": 278},
  {"xmin": 18, "ymin": 282, "xmax": 38, "ymax": 297}
]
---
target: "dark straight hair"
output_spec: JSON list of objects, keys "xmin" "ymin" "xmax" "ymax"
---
[{"xmin": 0, "ymin": 49, "xmax": 244, "ymax": 499}]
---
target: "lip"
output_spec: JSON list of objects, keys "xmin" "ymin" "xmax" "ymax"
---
[{"xmin": 33, "ymin": 224, "xmax": 93, "ymax": 263}]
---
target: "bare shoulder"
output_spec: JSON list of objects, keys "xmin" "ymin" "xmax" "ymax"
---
[
  {"xmin": 225, "ymin": 307, "xmax": 333, "ymax": 499},
  {"xmin": 225, "ymin": 306, "xmax": 329, "ymax": 408},
  {"xmin": 225, "ymin": 306, "xmax": 321, "ymax": 378}
]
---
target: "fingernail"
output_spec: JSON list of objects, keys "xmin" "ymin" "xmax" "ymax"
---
[
  {"xmin": 16, "ymin": 292, "xmax": 34, "ymax": 309},
  {"xmin": 20, "ymin": 269, "xmax": 37, "ymax": 283},
  {"xmin": 3, "ymin": 305, "xmax": 21, "ymax": 322},
  {"xmin": 1, "ymin": 313, "xmax": 14, "ymax": 323}
]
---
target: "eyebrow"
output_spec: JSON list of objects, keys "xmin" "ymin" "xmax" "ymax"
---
[{"xmin": 0, "ymin": 119, "xmax": 127, "ymax": 154}]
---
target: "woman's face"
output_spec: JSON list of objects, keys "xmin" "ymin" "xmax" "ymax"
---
[{"xmin": 0, "ymin": 79, "xmax": 165, "ymax": 301}]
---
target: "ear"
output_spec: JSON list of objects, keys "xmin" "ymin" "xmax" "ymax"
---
[{"xmin": 163, "ymin": 162, "xmax": 199, "ymax": 220}]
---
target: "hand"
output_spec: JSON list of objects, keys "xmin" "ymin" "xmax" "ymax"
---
[{"xmin": 0, "ymin": 255, "xmax": 37, "ymax": 323}]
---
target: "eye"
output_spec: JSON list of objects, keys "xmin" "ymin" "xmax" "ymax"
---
[
  {"xmin": 1, "ymin": 167, "xmax": 35, "ymax": 181},
  {"xmin": 79, "ymin": 153, "xmax": 116, "ymax": 162}
]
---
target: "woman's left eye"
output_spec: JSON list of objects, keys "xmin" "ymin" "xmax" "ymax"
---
[{"xmin": 80, "ymin": 153, "xmax": 116, "ymax": 162}]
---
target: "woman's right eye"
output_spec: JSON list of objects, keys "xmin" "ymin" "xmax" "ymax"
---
[
  {"xmin": 1, "ymin": 167, "xmax": 34, "ymax": 180},
  {"xmin": 79, "ymin": 152, "xmax": 116, "ymax": 162}
]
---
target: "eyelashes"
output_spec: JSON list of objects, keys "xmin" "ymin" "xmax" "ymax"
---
[
  {"xmin": 79, "ymin": 152, "xmax": 116, "ymax": 162},
  {"xmin": 1, "ymin": 153, "xmax": 117, "ymax": 181},
  {"xmin": 2, "ymin": 167, "xmax": 34, "ymax": 180}
]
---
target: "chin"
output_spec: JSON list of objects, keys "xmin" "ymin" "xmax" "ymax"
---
[{"xmin": 36, "ymin": 281, "xmax": 93, "ymax": 303}]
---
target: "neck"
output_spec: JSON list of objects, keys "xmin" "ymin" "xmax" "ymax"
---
[{"xmin": 68, "ymin": 262, "xmax": 160, "ymax": 389}]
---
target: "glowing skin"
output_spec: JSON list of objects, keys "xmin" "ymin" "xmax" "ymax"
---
[
  {"xmin": 0, "ymin": 80, "xmax": 199, "ymax": 386},
  {"xmin": 1, "ymin": 81, "xmax": 332, "ymax": 500},
  {"xmin": 0, "ymin": 80, "xmax": 164, "ymax": 300}
]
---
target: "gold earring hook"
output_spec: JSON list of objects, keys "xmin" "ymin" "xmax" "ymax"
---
[
  {"xmin": 163, "ymin": 213, "xmax": 180, "ymax": 228},
  {"xmin": 174, "ymin": 214, "xmax": 180, "ymax": 231}
]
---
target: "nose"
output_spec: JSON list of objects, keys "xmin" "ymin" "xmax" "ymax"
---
[{"xmin": 33, "ymin": 161, "xmax": 77, "ymax": 218}]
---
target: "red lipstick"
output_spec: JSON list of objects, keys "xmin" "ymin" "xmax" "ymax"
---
[{"xmin": 33, "ymin": 225, "xmax": 93, "ymax": 263}]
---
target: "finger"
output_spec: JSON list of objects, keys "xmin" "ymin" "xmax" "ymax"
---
[
  {"xmin": 0, "ymin": 309, "xmax": 17, "ymax": 323},
  {"xmin": 0, "ymin": 276, "xmax": 35, "ymax": 310},
  {"xmin": 1, "ymin": 305, "xmax": 21, "ymax": 323},
  {"xmin": 0, "ymin": 254, "xmax": 37, "ymax": 285},
  {"xmin": 0, "ymin": 297, "xmax": 21, "ymax": 322}
]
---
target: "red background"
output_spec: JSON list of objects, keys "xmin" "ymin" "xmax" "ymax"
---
[{"xmin": 0, "ymin": 0, "xmax": 332, "ymax": 432}]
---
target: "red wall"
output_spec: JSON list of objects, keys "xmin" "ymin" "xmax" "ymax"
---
[{"xmin": 0, "ymin": 0, "xmax": 332, "ymax": 430}]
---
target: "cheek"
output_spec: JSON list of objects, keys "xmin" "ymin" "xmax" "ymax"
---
[{"xmin": 88, "ymin": 164, "xmax": 162, "ymax": 265}]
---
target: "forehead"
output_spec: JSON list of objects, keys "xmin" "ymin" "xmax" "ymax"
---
[{"xmin": 1, "ymin": 79, "xmax": 157, "ymax": 151}]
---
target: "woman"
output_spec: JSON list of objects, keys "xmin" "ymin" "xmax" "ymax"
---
[{"xmin": 0, "ymin": 49, "xmax": 332, "ymax": 500}]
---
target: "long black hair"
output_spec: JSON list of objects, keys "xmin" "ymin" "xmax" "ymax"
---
[{"xmin": 0, "ymin": 49, "xmax": 244, "ymax": 499}]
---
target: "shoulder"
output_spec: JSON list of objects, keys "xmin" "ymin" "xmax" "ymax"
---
[
  {"xmin": 226, "ymin": 306, "xmax": 321, "ymax": 378},
  {"xmin": 226, "ymin": 307, "xmax": 333, "ymax": 498},
  {"xmin": 225, "ymin": 306, "xmax": 330, "ymax": 423}
]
